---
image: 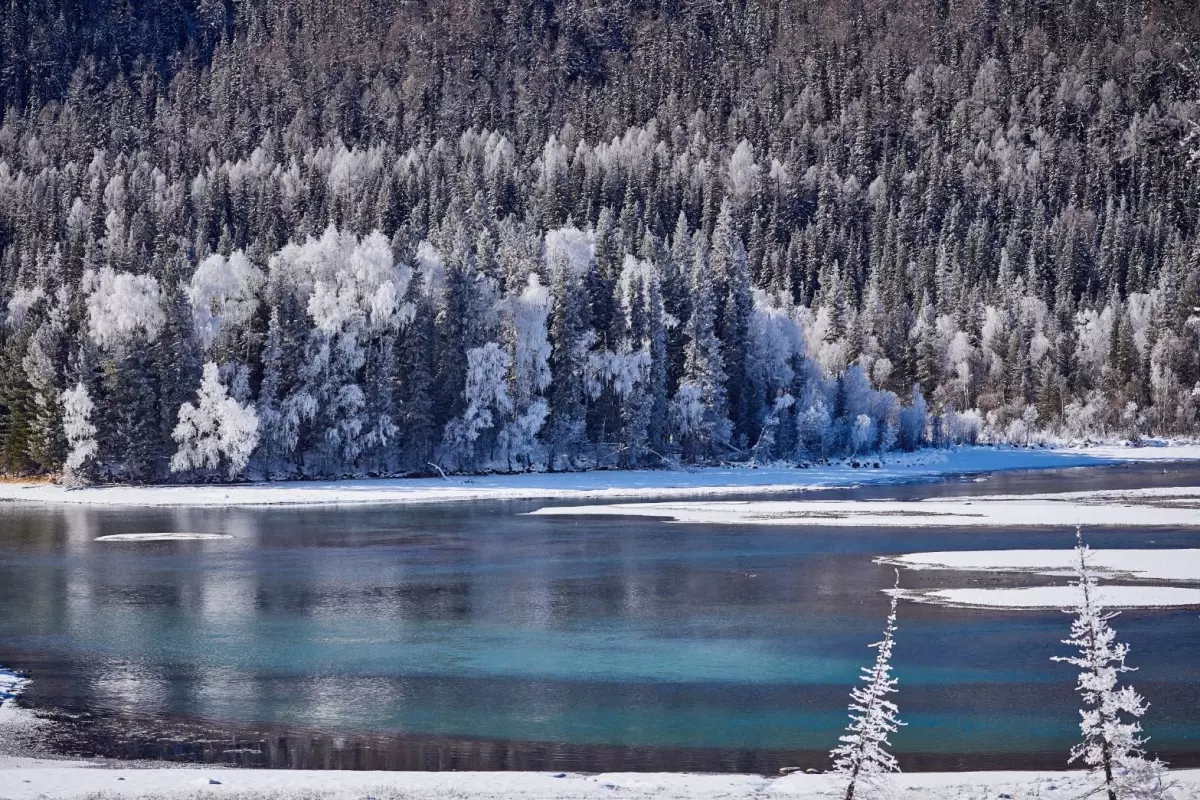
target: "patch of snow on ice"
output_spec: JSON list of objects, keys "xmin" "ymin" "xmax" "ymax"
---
[
  {"xmin": 531, "ymin": 487, "xmax": 1200, "ymax": 528},
  {"xmin": 894, "ymin": 585, "xmax": 1200, "ymax": 610},
  {"xmin": 880, "ymin": 549, "xmax": 1200, "ymax": 583},
  {"xmin": 0, "ymin": 666, "xmax": 46, "ymax": 743},
  {"xmin": 0, "ymin": 667, "xmax": 28, "ymax": 703}
]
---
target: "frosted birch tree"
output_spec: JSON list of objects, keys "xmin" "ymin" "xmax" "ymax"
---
[
  {"xmin": 171, "ymin": 362, "xmax": 261, "ymax": 479},
  {"xmin": 187, "ymin": 250, "xmax": 264, "ymax": 350},
  {"xmin": 830, "ymin": 572, "xmax": 904, "ymax": 800},
  {"xmin": 1053, "ymin": 528, "xmax": 1170, "ymax": 800},
  {"xmin": 497, "ymin": 273, "xmax": 553, "ymax": 469},
  {"xmin": 442, "ymin": 342, "xmax": 513, "ymax": 470},
  {"xmin": 60, "ymin": 383, "xmax": 98, "ymax": 487}
]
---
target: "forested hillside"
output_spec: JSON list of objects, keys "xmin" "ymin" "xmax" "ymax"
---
[{"xmin": 0, "ymin": 0, "xmax": 1198, "ymax": 482}]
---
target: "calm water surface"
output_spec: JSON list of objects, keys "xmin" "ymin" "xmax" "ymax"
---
[{"xmin": 1, "ymin": 463, "xmax": 1198, "ymax": 772}]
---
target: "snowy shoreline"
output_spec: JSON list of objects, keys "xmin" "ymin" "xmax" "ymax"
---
[
  {"xmin": 1, "ymin": 444, "xmax": 1199, "ymax": 507},
  {"xmin": 1, "ymin": 757, "xmax": 1199, "ymax": 800}
]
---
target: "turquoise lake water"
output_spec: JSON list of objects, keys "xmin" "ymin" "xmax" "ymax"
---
[{"xmin": 0, "ymin": 463, "xmax": 1198, "ymax": 771}]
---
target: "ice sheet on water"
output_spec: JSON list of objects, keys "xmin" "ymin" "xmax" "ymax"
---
[{"xmin": 94, "ymin": 533, "xmax": 233, "ymax": 542}]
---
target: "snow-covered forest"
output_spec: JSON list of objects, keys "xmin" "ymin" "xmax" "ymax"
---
[{"xmin": 1, "ymin": 0, "xmax": 1199, "ymax": 481}]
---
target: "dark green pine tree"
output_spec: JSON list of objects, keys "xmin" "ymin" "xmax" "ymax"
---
[{"xmin": 546, "ymin": 251, "xmax": 593, "ymax": 470}]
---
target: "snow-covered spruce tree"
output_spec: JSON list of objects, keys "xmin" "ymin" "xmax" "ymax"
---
[
  {"xmin": 671, "ymin": 238, "xmax": 731, "ymax": 461},
  {"xmin": 60, "ymin": 383, "xmax": 98, "ymax": 487},
  {"xmin": 170, "ymin": 362, "xmax": 261, "ymax": 480},
  {"xmin": 1053, "ymin": 528, "xmax": 1169, "ymax": 800},
  {"xmin": 830, "ymin": 572, "xmax": 904, "ymax": 800},
  {"xmin": 544, "ymin": 228, "xmax": 596, "ymax": 469}
]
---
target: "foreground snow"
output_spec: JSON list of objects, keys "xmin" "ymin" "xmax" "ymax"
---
[
  {"xmin": 0, "ymin": 444, "xmax": 1196, "ymax": 507},
  {"xmin": 2, "ymin": 758, "xmax": 1199, "ymax": 800},
  {"xmin": 530, "ymin": 485, "xmax": 1200, "ymax": 528}
]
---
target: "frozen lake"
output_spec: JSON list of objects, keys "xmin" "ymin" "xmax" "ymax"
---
[{"xmin": 1, "ymin": 462, "xmax": 1198, "ymax": 772}]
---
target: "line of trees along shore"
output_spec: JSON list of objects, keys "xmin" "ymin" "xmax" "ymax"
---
[{"xmin": 0, "ymin": 0, "xmax": 1199, "ymax": 482}]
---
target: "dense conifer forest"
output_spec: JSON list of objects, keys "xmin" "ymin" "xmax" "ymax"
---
[{"xmin": 0, "ymin": 0, "xmax": 1198, "ymax": 482}]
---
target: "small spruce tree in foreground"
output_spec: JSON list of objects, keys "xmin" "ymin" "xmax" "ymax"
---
[
  {"xmin": 830, "ymin": 571, "xmax": 904, "ymax": 800},
  {"xmin": 1053, "ymin": 527, "xmax": 1169, "ymax": 800}
]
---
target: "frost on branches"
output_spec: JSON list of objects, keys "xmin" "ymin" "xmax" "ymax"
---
[
  {"xmin": 188, "ymin": 250, "xmax": 265, "ymax": 349},
  {"xmin": 1053, "ymin": 528, "xmax": 1170, "ymax": 800},
  {"xmin": 830, "ymin": 572, "xmax": 904, "ymax": 800},
  {"xmin": 442, "ymin": 342, "xmax": 513, "ymax": 470},
  {"xmin": 171, "ymin": 363, "xmax": 261, "ymax": 479},
  {"xmin": 497, "ymin": 273, "xmax": 554, "ymax": 470},
  {"xmin": 60, "ymin": 383, "xmax": 98, "ymax": 487},
  {"xmin": 83, "ymin": 267, "xmax": 165, "ymax": 349}
]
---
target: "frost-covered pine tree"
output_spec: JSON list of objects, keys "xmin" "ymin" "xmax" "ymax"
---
[
  {"xmin": 830, "ymin": 572, "xmax": 904, "ymax": 800},
  {"xmin": 671, "ymin": 241, "xmax": 731, "ymax": 460},
  {"xmin": 171, "ymin": 362, "xmax": 261, "ymax": 479},
  {"xmin": 60, "ymin": 383, "xmax": 98, "ymax": 487},
  {"xmin": 1053, "ymin": 528, "xmax": 1169, "ymax": 800}
]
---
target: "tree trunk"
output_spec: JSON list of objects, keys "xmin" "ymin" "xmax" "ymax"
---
[
  {"xmin": 844, "ymin": 760, "xmax": 860, "ymax": 800},
  {"xmin": 1102, "ymin": 739, "xmax": 1116, "ymax": 800}
]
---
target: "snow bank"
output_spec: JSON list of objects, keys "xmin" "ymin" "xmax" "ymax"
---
[
  {"xmin": 0, "ymin": 445, "xmax": 1190, "ymax": 508},
  {"xmin": 881, "ymin": 549, "xmax": 1200, "ymax": 582},
  {"xmin": 0, "ymin": 667, "xmax": 28, "ymax": 704},
  {"xmin": 0, "ymin": 666, "xmax": 46, "ymax": 749},
  {"xmin": 531, "ymin": 486, "xmax": 1200, "ymax": 528},
  {"xmin": 1, "ymin": 763, "xmax": 1199, "ymax": 800},
  {"xmin": 1070, "ymin": 441, "xmax": 1200, "ymax": 461},
  {"xmin": 894, "ymin": 585, "xmax": 1200, "ymax": 610}
]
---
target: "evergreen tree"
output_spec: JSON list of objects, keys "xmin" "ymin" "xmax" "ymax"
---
[
  {"xmin": 1052, "ymin": 528, "xmax": 1170, "ymax": 800},
  {"xmin": 545, "ymin": 235, "xmax": 594, "ymax": 469},
  {"xmin": 671, "ymin": 242, "xmax": 731, "ymax": 461},
  {"xmin": 830, "ymin": 571, "xmax": 905, "ymax": 800}
]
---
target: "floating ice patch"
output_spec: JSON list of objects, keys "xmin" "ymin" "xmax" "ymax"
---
[
  {"xmin": 530, "ymin": 489, "xmax": 1200, "ymax": 528},
  {"xmin": 94, "ymin": 533, "xmax": 233, "ymax": 542},
  {"xmin": 880, "ymin": 549, "xmax": 1200, "ymax": 583},
  {"xmin": 894, "ymin": 585, "xmax": 1200, "ymax": 610}
]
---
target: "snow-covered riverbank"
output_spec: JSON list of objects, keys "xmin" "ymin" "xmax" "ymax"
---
[
  {"xmin": 1, "ymin": 757, "xmax": 1199, "ymax": 800},
  {"xmin": 1, "ymin": 444, "xmax": 1198, "ymax": 507}
]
